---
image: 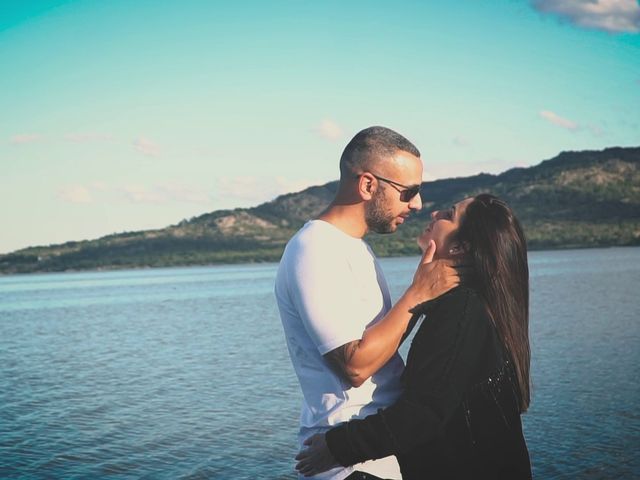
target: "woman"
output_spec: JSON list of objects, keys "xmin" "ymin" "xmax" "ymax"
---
[{"xmin": 295, "ymin": 194, "xmax": 532, "ymax": 479}]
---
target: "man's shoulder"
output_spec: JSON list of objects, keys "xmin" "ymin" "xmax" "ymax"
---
[
  {"xmin": 278, "ymin": 222, "xmax": 329, "ymax": 272},
  {"xmin": 286, "ymin": 220, "xmax": 354, "ymax": 254}
]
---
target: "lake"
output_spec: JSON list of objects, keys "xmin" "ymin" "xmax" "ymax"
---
[{"xmin": 1, "ymin": 247, "xmax": 639, "ymax": 479}]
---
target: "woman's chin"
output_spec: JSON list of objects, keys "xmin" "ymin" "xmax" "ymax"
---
[{"xmin": 416, "ymin": 236, "xmax": 431, "ymax": 253}]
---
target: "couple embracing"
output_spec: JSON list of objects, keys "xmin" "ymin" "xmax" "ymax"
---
[{"xmin": 275, "ymin": 127, "xmax": 532, "ymax": 480}]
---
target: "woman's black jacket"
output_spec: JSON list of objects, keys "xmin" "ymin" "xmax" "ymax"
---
[{"xmin": 326, "ymin": 286, "xmax": 532, "ymax": 479}]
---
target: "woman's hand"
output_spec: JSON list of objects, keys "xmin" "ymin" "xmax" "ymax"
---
[{"xmin": 295, "ymin": 433, "xmax": 339, "ymax": 477}]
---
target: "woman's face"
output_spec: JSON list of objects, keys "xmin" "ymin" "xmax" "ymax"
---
[{"xmin": 418, "ymin": 197, "xmax": 473, "ymax": 258}]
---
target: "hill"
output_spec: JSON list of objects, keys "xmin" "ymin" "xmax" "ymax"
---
[{"xmin": 1, "ymin": 146, "xmax": 639, "ymax": 274}]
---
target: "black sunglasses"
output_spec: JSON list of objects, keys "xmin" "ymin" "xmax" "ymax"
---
[{"xmin": 369, "ymin": 173, "xmax": 421, "ymax": 202}]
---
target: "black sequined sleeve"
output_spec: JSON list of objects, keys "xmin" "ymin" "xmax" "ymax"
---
[{"xmin": 326, "ymin": 287, "xmax": 493, "ymax": 467}]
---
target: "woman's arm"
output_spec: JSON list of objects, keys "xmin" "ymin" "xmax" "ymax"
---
[{"xmin": 326, "ymin": 288, "xmax": 492, "ymax": 467}]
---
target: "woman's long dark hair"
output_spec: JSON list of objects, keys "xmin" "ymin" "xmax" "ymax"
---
[{"xmin": 457, "ymin": 194, "xmax": 531, "ymax": 412}]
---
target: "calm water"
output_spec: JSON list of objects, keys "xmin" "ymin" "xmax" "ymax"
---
[{"xmin": 1, "ymin": 248, "xmax": 638, "ymax": 479}]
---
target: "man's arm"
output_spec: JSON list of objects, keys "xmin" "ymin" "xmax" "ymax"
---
[
  {"xmin": 325, "ymin": 340, "xmax": 360, "ymax": 385},
  {"xmin": 324, "ymin": 240, "xmax": 461, "ymax": 387},
  {"xmin": 325, "ymin": 314, "xmax": 430, "ymax": 387}
]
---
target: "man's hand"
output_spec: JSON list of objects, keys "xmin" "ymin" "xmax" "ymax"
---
[
  {"xmin": 295, "ymin": 433, "xmax": 339, "ymax": 477},
  {"xmin": 409, "ymin": 240, "xmax": 467, "ymax": 304}
]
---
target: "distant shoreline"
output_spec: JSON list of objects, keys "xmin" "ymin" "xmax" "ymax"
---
[{"xmin": 1, "ymin": 244, "xmax": 638, "ymax": 277}]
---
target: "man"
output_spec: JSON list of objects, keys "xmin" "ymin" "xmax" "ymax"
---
[{"xmin": 275, "ymin": 126, "xmax": 459, "ymax": 480}]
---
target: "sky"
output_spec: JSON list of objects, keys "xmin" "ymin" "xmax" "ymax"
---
[{"xmin": 1, "ymin": 0, "xmax": 639, "ymax": 254}]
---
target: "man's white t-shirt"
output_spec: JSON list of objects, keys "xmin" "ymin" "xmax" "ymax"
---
[{"xmin": 275, "ymin": 220, "xmax": 404, "ymax": 480}]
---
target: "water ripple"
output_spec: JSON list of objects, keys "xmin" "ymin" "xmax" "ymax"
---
[{"xmin": 1, "ymin": 248, "xmax": 638, "ymax": 479}]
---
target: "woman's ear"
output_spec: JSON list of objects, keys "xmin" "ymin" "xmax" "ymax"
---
[{"xmin": 448, "ymin": 241, "xmax": 469, "ymax": 256}]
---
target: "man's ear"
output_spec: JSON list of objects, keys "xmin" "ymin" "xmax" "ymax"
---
[{"xmin": 359, "ymin": 173, "xmax": 375, "ymax": 200}]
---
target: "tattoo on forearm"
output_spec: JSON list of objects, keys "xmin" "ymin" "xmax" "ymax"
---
[{"xmin": 324, "ymin": 340, "xmax": 360, "ymax": 380}]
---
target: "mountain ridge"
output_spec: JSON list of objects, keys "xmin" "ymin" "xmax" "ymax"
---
[{"xmin": 2, "ymin": 146, "xmax": 639, "ymax": 274}]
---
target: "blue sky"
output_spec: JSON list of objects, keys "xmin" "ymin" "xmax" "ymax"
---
[{"xmin": 1, "ymin": 0, "xmax": 639, "ymax": 253}]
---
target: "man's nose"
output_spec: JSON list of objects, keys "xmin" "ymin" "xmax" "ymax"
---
[
  {"xmin": 409, "ymin": 192, "xmax": 422, "ymax": 211},
  {"xmin": 430, "ymin": 209, "xmax": 438, "ymax": 219}
]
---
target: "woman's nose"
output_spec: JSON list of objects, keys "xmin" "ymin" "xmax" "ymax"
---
[{"xmin": 431, "ymin": 210, "xmax": 438, "ymax": 219}]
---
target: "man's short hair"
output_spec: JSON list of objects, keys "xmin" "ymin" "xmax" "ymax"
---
[{"xmin": 339, "ymin": 126, "xmax": 420, "ymax": 178}]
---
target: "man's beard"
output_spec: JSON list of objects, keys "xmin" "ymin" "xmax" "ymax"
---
[{"xmin": 365, "ymin": 190, "xmax": 396, "ymax": 234}]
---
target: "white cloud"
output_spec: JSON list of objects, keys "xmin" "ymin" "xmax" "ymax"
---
[
  {"xmin": 532, "ymin": 0, "xmax": 640, "ymax": 33},
  {"xmin": 315, "ymin": 119, "xmax": 344, "ymax": 141},
  {"xmin": 58, "ymin": 185, "xmax": 93, "ymax": 204},
  {"xmin": 539, "ymin": 110, "xmax": 580, "ymax": 130},
  {"xmin": 133, "ymin": 136, "xmax": 161, "ymax": 156},
  {"xmin": 10, "ymin": 134, "xmax": 43, "ymax": 145}
]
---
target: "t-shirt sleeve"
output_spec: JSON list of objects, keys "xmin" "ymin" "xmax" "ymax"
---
[{"xmin": 288, "ymin": 244, "xmax": 367, "ymax": 355}]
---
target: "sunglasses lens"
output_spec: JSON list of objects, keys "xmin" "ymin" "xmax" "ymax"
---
[{"xmin": 401, "ymin": 186, "xmax": 420, "ymax": 202}]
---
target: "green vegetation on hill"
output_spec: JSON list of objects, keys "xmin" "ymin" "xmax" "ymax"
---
[{"xmin": 1, "ymin": 146, "xmax": 639, "ymax": 274}]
